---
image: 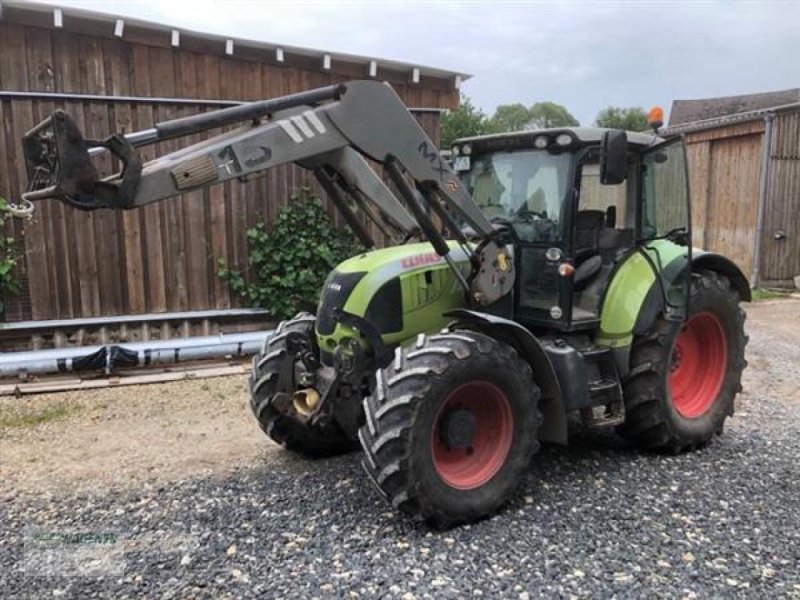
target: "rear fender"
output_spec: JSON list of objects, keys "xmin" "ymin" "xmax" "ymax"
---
[
  {"xmin": 445, "ymin": 309, "xmax": 568, "ymax": 445},
  {"xmin": 691, "ymin": 251, "xmax": 751, "ymax": 301}
]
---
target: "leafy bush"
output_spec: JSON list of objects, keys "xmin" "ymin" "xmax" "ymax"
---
[
  {"xmin": 0, "ymin": 197, "xmax": 21, "ymax": 317},
  {"xmin": 218, "ymin": 186, "xmax": 363, "ymax": 320}
]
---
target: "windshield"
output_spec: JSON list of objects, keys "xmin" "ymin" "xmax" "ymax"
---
[{"xmin": 459, "ymin": 150, "xmax": 571, "ymax": 243}]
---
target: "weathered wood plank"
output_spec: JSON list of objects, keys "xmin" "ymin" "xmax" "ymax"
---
[
  {"xmin": 686, "ymin": 141, "xmax": 711, "ymax": 249},
  {"xmin": 686, "ymin": 120, "xmax": 765, "ymax": 144},
  {"xmin": 175, "ymin": 56, "xmax": 212, "ymax": 311},
  {"xmin": 0, "ymin": 23, "xmax": 27, "ymax": 91},
  {"xmin": 0, "ymin": 97, "xmax": 29, "ymax": 322},
  {"xmin": 706, "ymin": 133, "xmax": 761, "ymax": 278},
  {"xmin": 25, "ymin": 31, "xmax": 65, "ymax": 317},
  {"xmin": 8, "ymin": 71, "xmax": 54, "ymax": 321},
  {"xmin": 71, "ymin": 105, "xmax": 102, "ymax": 316},
  {"xmin": 762, "ymin": 110, "xmax": 800, "ymax": 283}
]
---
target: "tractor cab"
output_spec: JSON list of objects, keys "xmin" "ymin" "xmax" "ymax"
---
[{"xmin": 452, "ymin": 127, "xmax": 692, "ymax": 334}]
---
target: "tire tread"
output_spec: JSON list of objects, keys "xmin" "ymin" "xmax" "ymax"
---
[{"xmin": 359, "ymin": 330, "xmax": 541, "ymax": 527}]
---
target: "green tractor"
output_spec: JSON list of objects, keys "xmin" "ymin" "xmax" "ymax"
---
[
  {"xmin": 253, "ymin": 125, "xmax": 749, "ymax": 526},
  {"xmin": 21, "ymin": 82, "xmax": 748, "ymax": 526}
]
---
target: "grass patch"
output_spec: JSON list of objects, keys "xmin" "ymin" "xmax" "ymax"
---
[
  {"xmin": 751, "ymin": 287, "xmax": 789, "ymax": 301},
  {"xmin": 0, "ymin": 402, "xmax": 82, "ymax": 429}
]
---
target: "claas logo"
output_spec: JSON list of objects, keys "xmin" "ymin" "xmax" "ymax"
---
[{"xmin": 400, "ymin": 252, "xmax": 443, "ymax": 270}]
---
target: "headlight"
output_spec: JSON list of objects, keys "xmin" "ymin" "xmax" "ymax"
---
[
  {"xmin": 461, "ymin": 143, "xmax": 472, "ymax": 156},
  {"xmin": 545, "ymin": 247, "xmax": 562, "ymax": 262},
  {"xmin": 451, "ymin": 145, "xmax": 460, "ymax": 156},
  {"xmin": 533, "ymin": 135, "xmax": 549, "ymax": 149},
  {"xmin": 555, "ymin": 133, "xmax": 573, "ymax": 146}
]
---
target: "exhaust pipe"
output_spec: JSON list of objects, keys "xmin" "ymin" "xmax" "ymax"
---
[{"xmin": 292, "ymin": 388, "xmax": 321, "ymax": 417}]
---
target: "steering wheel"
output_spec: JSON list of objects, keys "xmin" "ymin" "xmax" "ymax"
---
[
  {"xmin": 515, "ymin": 206, "xmax": 548, "ymax": 222},
  {"xmin": 489, "ymin": 216, "xmax": 514, "ymax": 228}
]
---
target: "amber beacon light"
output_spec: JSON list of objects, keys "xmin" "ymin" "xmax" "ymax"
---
[{"xmin": 648, "ymin": 106, "xmax": 664, "ymax": 132}]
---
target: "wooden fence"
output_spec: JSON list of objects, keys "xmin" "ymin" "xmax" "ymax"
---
[
  {"xmin": 0, "ymin": 95, "xmax": 441, "ymax": 322},
  {"xmin": 0, "ymin": 16, "xmax": 454, "ymax": 322}
]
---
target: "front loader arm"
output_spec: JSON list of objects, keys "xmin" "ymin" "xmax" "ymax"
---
[{"xmin": 22, "ymin": 80, "xmax": 513, "ymax": 305}]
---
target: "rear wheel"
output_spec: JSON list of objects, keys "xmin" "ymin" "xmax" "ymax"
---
[
  {"xmin": 620, "ymin": 270, "xmax": 747, "ymax": 452},
  {"xmin": 249, "ymin": 312, "xmax": 355, "ymax": 457},
  {"xmin": 359, "ymin": 331, "xmax": 541, "ymax": 527}
]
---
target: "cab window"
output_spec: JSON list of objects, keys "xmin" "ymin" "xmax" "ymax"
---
[{"xmin": 462, "ymin": 150, "xmax": 571, "ymax": 243}]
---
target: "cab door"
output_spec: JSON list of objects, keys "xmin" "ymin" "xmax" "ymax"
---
[{"xmin": 638, "ymin": 136, "xmax": 692, "ymax": 320}]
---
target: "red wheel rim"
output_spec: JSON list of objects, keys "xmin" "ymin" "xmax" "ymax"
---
[
  {"xmin": 431, "ymin": 381, "xmax": 513, "ymax": 490},
  {"xmin": 669, "ymin": 312, "xmax": 728, "ymax": 418}
]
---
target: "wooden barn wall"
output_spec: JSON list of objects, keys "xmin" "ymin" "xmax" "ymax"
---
[
  {"xmin": 761, "ymin": 110, "xmax": 800, "ymax": 286},
  {"xmin": 685, "ymin": 120, "xmax": 765, "ymax": 280},
  {"xmin": 0, "ymin": 20, "xmax": 454, "ymax": 321}
]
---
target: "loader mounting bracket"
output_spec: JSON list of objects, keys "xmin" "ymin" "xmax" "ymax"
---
[{"xmin": 22, "ymin": 110, "xmax": 142, "ymax": 210}]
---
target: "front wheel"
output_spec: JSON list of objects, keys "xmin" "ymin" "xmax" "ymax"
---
[
  {"xmin": 359, "ymin": 331, "xmax": 541, "ymax": 527},
  {"xmin": 249, "ymin": 312, "xmax": 355, "ymax": 457},
  {"xmin": 619, "ymin": 270, "xmax": 748, "ymax": 452}
]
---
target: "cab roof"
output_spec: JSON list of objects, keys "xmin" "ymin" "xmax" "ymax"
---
[{"xmin": 455, "ymin": 127, "xmax": 662, "ymax": 149}]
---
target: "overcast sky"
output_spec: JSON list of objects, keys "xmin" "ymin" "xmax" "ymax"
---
[{"xmin": 33, "ymin": 0, "xmax": 800, "ymax": 124}]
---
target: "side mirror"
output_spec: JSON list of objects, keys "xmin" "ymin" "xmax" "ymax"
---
[{"xmin": 600, "ymin": 130, "xmax": 628, "ymax": 185}]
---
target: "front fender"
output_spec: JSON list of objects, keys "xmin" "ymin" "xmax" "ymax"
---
[{"xmin": 444, "ymin": 309, "xmax": 568, "ymax": 445}]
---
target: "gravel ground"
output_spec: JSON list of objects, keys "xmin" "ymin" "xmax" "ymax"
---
[{"xmin": 1, "ymin": 299, "xmax": 799, "ymax": 598}]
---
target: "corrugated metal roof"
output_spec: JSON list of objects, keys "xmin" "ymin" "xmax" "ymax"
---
[
  {"xmin": 0, "ymin": 0, "xmax": 471, "ymax": 84},
  {"xmin": 669, "ymin": 88, "xmax": 800, "ymax": 126},
  {"xmin": 662, "ymin": 101, "xmax": 800, "ymax": 136}
]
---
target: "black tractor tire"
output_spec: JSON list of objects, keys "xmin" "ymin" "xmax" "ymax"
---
[
  {"xmin": 359, "ymin": 330, "xmax": 542, "ymax": 527},
  {"xmin": 619, "ymin": 270, "xmax": 748, "ymax": 452},
  {"xmin": 249, "ymin": 312, "xmax": 355, "ymax": 458}
]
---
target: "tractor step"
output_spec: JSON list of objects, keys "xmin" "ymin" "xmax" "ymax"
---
[
  {"xmin": 543, "ymin": 339, "xmax": 625, "ymax": 421},
  {"xmin": 582, "ymin": 347, "xmax": 623, "ymax": 403},
  {"xmin": 587, "ymin": 378, "xmax": 618, "ymax": 393},
  {"xmin": 581, "ymin": 346, "xmax": 624, "ymax": 428},
  {"xmin": 581, "ymin": 401, "xmax": 625, "ymax": 427},
  {"xmin": 580, "ymin": 346, "xmax": 614, "ymax": 360}
]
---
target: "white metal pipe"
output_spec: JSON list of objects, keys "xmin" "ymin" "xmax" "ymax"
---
[
  {"xmin": 0, "ymin": 331, "xmax": 272, "ymax": 377},
  {"xmin": 0, "ymin": 307, "xmax": 270, "ymax": 332}
]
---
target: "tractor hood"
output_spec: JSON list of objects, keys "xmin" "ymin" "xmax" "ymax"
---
[{"xmin": 316, "ymin": 242, "xmax": 471, "ymax": 358}]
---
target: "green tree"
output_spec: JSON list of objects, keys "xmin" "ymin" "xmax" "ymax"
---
[
  {"xmin": 489, "ymin": 103, "xmax": 532, "ymax": 133},
  {"xmin": 594, "ymin": 106, "xmax": 649, "ymax": 131},
  {"xmin": 527, "ymin": 102, "xmax": 580, "ymax": 129},
  {"xmin": 488, "ymin": 101, "xmax": 580, "ymax": 132},
  {"xmin": 440, "ymin": 95, "xmax": 491, "ymax": 148}
]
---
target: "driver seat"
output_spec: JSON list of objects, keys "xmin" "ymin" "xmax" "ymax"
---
[{"xmin": 573, "ymin": 210, "xmax": 605, "ymax": 289}]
